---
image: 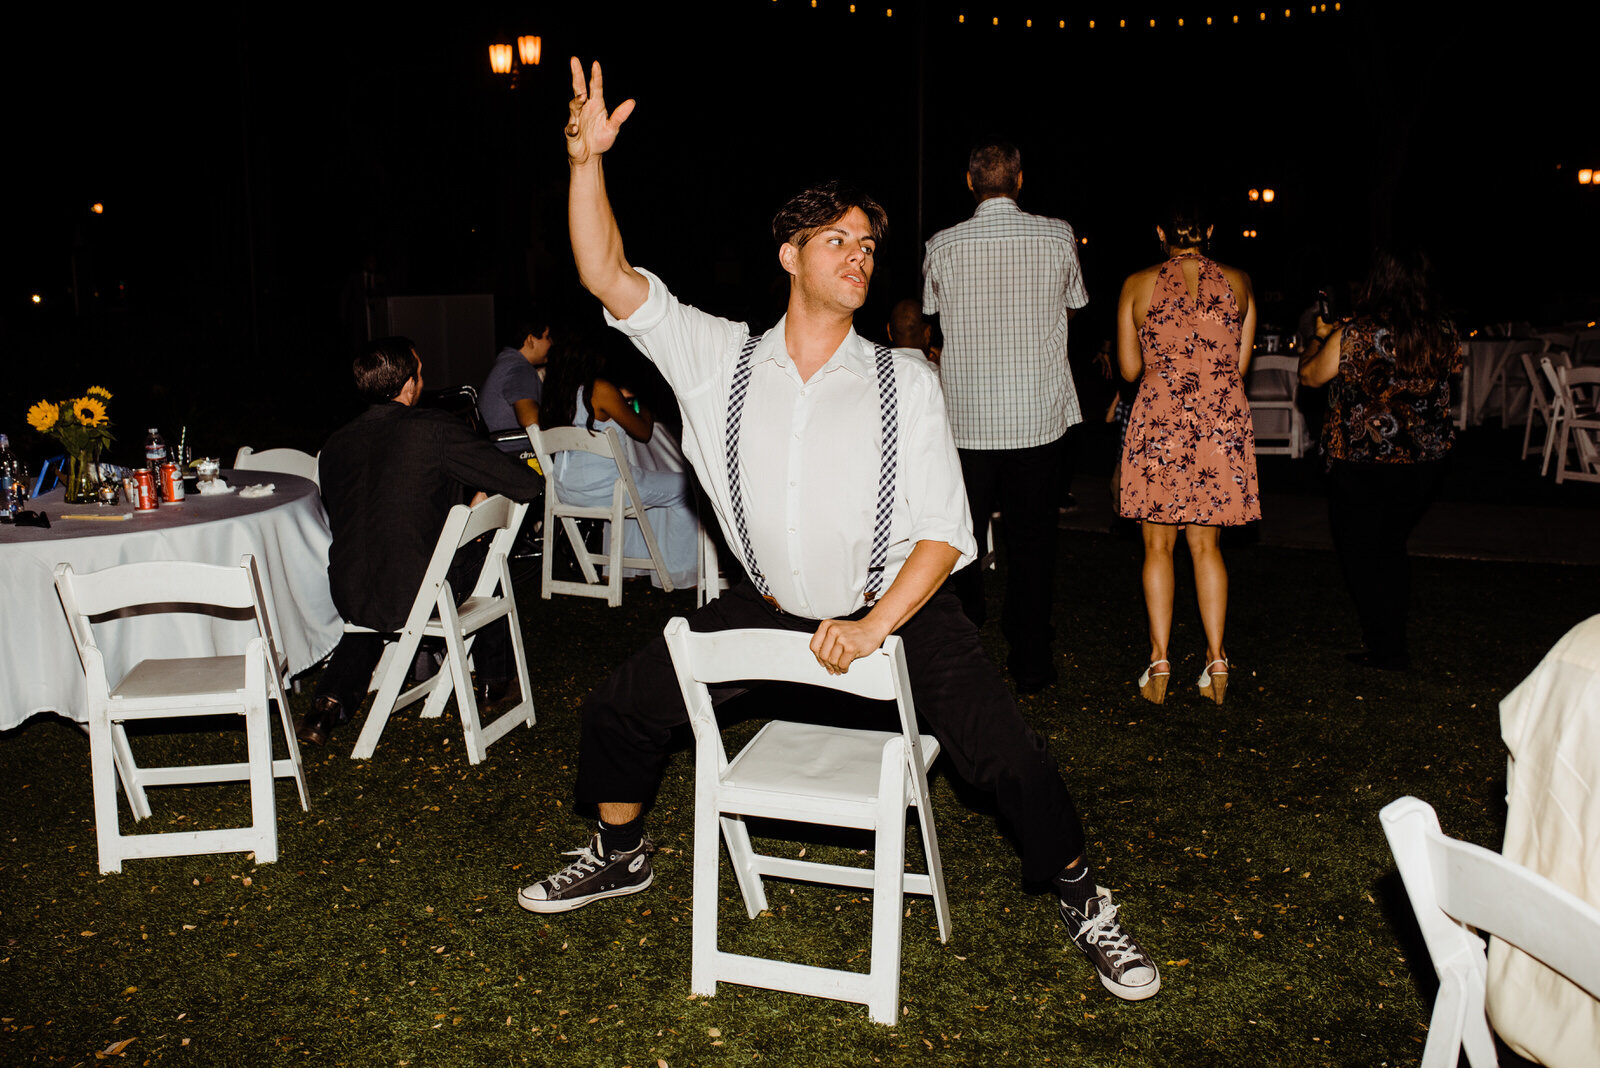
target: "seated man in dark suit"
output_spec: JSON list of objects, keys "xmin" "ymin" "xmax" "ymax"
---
[{"xmin": 297, "ymin": 336, "xmax": 545, "ymax": 746}]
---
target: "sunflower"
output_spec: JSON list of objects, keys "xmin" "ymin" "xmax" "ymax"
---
[
  {"xmin": 86, "ymin": 385, "xmax": 113, "ymax": 400},
  {"xmin": 73, "ymin": 396, "xmax": 109, "ymax": 427},
  {"xmin": 26, "ymin": 400, "xmax": 59, "ymax": 433}
]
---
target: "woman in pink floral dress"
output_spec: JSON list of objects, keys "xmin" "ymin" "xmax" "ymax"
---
[{"xmin": 1116, "ymin": 203, "xmax": 1259, "ymax": 705}]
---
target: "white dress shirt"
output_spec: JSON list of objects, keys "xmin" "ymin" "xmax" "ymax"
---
[
  {"xmin": 606, "ymin": 270, "xmax": 976, "ymax": 620},
  {"xmin": 922, "ymin": 196, "xmax": 1089, "ymax": 450}
]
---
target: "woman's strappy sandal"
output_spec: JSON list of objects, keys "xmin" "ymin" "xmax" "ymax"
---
[
  {"xmin": 1198, "ymin": 658, "xmax": 1229, "ymax": 705},
  {"xmin": 1138, "ymin": 660, "xmax": 1171, "ymax": 704}
]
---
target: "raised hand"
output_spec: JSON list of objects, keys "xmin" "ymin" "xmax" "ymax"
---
[{"xmin": 566, "ymin": 57, "xmax": 635, "ymax": 165}]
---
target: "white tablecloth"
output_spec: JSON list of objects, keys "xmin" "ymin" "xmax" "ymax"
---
[{"xmin": 0, "ymin": 471, "xmax": 341, "ymax": 730}]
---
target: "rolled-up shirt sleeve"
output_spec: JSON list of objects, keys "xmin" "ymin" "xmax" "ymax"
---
[
  {"xmin": 898, "ymin": 361, "xmax": 977, "ymax": 569},
  {"xmin": 604, "ymin": 269, "xmax": 746, "ymax": 395}
]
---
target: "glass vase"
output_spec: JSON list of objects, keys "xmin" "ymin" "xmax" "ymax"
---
[{"xmin": 62, "ymin": 448, "xmax": 101, "ymax": 504}]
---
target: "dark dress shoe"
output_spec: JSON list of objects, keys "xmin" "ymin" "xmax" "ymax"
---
[
  {"xmin": 1012, "ymin": 666, "xmax": 1059, "ymax": 696},
  {"xmin": 296, "ymin": 696, "xmax": 350, "ymax": 746}
]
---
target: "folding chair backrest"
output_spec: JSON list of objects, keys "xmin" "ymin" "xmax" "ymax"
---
[
  {"xmin": 1521, "ymin": 351, "xmax": 1551, "ymax": 409},
  {"xmin": 55, "ymin": 556, "xmax": 272, "ymax": 697},
  {"xmin": 665, "ymin": 620, "xmax": 925, "ymax": 786},
  {"xmin": 1382, "ymin": 796, "xmax": 1600, "ymax": 999},
  {"xmin": 57, "ymin": 558, "xmax": 258, "ymax": 621},
  {"xmin": 1245, "ymin": 355, "xmax": 1299, "ymax": 401},
  {"xmin": 233, "ymin": 446, "xmax": 320, "ymax": 482},
  {"xmin": 531, "ymin": 424, "xmax": 619, "ymax": 464},
  {"xmin": 679, "ymin": 627, "xmax": 901, "ymax": 701},
  {"xmin": 1561, "ymin": 365, "xmax": 1600, "ymax": 394}
]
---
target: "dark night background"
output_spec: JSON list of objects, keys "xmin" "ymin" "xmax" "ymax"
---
[{"xmin": 5, "ymin": 2, "xmax": 1594, "ymax": 466}]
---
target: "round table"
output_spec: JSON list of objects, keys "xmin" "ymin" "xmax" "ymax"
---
[{"xmin": 0, "ymin": 471, "xmax": 342, "ymax": 730}]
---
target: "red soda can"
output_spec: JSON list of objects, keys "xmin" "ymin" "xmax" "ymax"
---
[
  {"xmin": 160, "ymin": 461, "xmax": 185, "ymax": 503},
  {"xmin": 133, "ymin": 470, "xmax": 158, "ymax": 511}
]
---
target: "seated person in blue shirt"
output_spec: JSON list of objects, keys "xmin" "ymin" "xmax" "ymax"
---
[{"xmin": 481, "ymin": 314, "xmax": 553, "ymax": 449}]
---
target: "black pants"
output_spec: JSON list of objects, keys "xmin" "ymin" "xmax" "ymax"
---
[
  {"xmin": 316, "ymin": 541, "xmax": 509, "ymax": 710},
  {"xmin": 1326, "ymin": 459, "xmax": 1445, "ymax": 666},
  {"xmin": 952, "ymin": 436, "xmax": 1066, "ymax": 684},
  {"xmin": 575, "ymin": 582, "xmax": 1086, "ymax": 884}
]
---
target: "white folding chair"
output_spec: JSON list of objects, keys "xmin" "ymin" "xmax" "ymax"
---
[
  {"xmin": 526, "ymin": 424, "xmax": 673, "ymax": 606},
  {"xmin": 664, "ymin": 619, "xmax": 951, "ymax": 1025},
  {"xmin": 1491, "ymin": 340, "xmax": 1546, "ymax": 431},
  {"xmin": 696, "ymin": 527, "xmax": 732, "ymax": 607},
  {"xmin": 55, "ymin": 554, "xmax": 309, "ymax": 874},
  {"xmin": 1552, "ymin": 365, "xmax": 1600, "ymax": 484},
  {"xmin": 1380, "ymin": 796, "xmax": 1600, "ymax": 1068},
  {"xmin": 1537, "ymin": 355, "xmax": 1576, "ymax": 476},
  {"xmin": 1244, "ymin": 355, "xmax": 1306, "ymax": 458},
  {"xmin": 1519, "ymin": 351, "xmax": 1557, "ymax": 462},
  {"xmin": 233, "ymin": 445, "xmax": 320, "ymax": 484},
  {"xmin": 347, "ymin": 495, "xmax": 536, "ymax": 763}
]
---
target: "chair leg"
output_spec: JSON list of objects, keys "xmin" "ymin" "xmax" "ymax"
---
[
  {"xmin": 351, "ymin": 630, "xmax": 424, "ymax": 760},
  {"xmin": 1419, "ymin": 968, "xmax": 1472, "ymax": 1068},
  {"xmin": 244, "ymin": 693, "xmax": 278, "ymax": 865},
  {"xmin": 90, "ymin": 715, "xmax": 126, "ymax": 874},
  {"xmin": 866, "ymin": 739, "xmax": 909, "ymax": 1025},
  {"xmin": 720, "ymin": 815, "xmax": 769, "ymax": 919},
  {"xmin": 606, "ymin": 517, "xmax": 624, "ymax": 608},
  {"xmin": 691, "ymin": 789, "xmax": 724, "ymax": 998},
  {"xmin": 440, "ymin": 609, "xmax": 485, "ymax": 765},
  {"xmin": 109, "ymin": 720, "xmax": 152, "ymax": 820}
]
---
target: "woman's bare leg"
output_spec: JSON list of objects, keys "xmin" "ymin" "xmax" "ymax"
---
[
  {"xmin": 1141, "ymin": 522, "xmax": 1179, "ymax": 664},
  {"xmin": 1185, "ymin": 524, "xmax": 1228, "ymax": 665}
]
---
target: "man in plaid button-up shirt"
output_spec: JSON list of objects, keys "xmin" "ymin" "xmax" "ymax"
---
[{"xmin": 923, "ymin": 141, "xmax": 1088, "ymax": 693}]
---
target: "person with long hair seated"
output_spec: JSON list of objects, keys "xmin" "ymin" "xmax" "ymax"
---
[
  {"xmin": 1116, "ymin": 200, "xmax": 1260, "ymax": 705},
  {"xmin": 540, "ymin": 337, "xmax": 698, "ymax": 589},
  {"xmin": 1299, "ymin": 250, "xmax": 1460, "ymax": 671}
]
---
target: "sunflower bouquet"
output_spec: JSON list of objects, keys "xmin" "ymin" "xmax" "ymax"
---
[{"xmin": 25, "ymin": 386, "xmax": 116, "ymax": 502}]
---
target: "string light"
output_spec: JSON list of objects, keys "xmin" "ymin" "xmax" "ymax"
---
[
  {"xmin": 1262, "ymin": 188, "xmax": 1276, "ymax": 203},
  {"xmin": 1248, "ymin": 188, "xmax": 1260, "ymax": 201},
  {"xmin": 91, "ymin": 202, "xmax": 104, "ymax": 214}
]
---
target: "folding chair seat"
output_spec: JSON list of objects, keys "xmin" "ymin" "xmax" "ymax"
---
[
  {"xmin": 1552, "ymin": 364, "xmax": 1600, "ymax": 484},
  {"xmin": 1380, "ymin": 796, "xmax": 1600, "ymax": 1068},
  {"xmin": 664, "ymin": 619, "xmax": 951, "ymax": 1024},
  {"xmin": 526, "ymin": 424, "xmax": 674, "ymax": 606},
  {"xmin": 233, "ymin": 445, "xmax": 321, "ymax": 484},
  {"xmin": 1244, "ymin": 355, "xmax": 1306, "ymax": 458},
  {"xmin": 55, "ymin": 554, "xmax": 309, "ymax": 874},
  {"xmin": 348, "ymin": 495, "xmax": 536, "ymax": 763}
]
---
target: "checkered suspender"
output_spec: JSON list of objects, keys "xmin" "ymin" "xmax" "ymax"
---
[
  {"xmin": 724, "ymin": 334, "xmax": 899, "ymax": 606},
  {"xmin": 726, "ymin": 332, "xmax": 771, "ymax": 599},
  {"xmin": 864, "ymin": 344, "xmax": 898, "ymax": 603}
]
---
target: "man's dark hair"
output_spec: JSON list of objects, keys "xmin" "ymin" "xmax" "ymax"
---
[
  {"xmin": 354, "ymin": 336, "xmax": 419, "ymax": 401},
  {"xmin": 771, "ymin": 180, "xmax": 888, "ymax": 249},
  {"xmin": 501, "ymin": 308, "xmax": 551, "ymax": 352},
  {"xmin": 968, "ymin": 140, "xmax": 1022, "ymax": 198}
]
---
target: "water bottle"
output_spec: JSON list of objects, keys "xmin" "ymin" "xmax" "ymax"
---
[
  {"xmin": 143, "ymin": 427, "xmax": 168, "ymax": 478},
  {"xmin": 0, "ymin": 434, "xmax": 26, "ymax": 518}
]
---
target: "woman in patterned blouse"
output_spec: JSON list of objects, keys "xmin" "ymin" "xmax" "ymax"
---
[{"xmin": 1299, "ymin": 250, "xmax": 1461, "ymax": 670}]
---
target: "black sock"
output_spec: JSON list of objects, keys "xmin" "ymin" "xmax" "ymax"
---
[
  {"xmin": 1053, "ymin": 857, "xmax": 1097, "ymax": 914},
  {"xmin": 598, "ymin": 817, "xmax": 644, "ymax": 857}
]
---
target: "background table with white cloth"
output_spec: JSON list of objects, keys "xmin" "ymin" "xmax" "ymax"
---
[{"xmin": 0, "ymin": 471, "xmax": 342, "ymax": 730}]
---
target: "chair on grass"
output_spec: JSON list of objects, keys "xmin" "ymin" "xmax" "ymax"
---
[
  {"xmin": 1519, "ymin": 351, "xmax": 1558, "ymax": 462},
  {"xmin": 54, "ymin": 554, "xmax": 309, "ymax": 874},
  {"xmin": 1379, "ymin": 796, "xmax": 1600, "ymax": 1068},
  {"xmin": 233, "ymin": 446, "xmax": 320, "ymax": 484},
  {"xmin": 1489, "ymin": 339, "xmax": 1547, "ymax": 430},
  {"xmin": 1244, "ymin": 355, "xmax": 1306, "ymax": 458},
  {"xmin": 526, "ymin": 424, "xmax": 674, "ymax": 606},
  {"xmin": 664, "ymin": 618, "xmax": 951, "ymax": 1024},
  {"xmin": 347, "ymin": 495, "xmax": 535, "ymax": 764},
  {"xmin": 1552, "ymin": 365, "xmax": 1600, "ymax": 485}
]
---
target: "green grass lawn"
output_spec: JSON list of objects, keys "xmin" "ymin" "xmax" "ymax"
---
[{"xmin": 3, "ymin": 528, "xmax": 1592, "ymax": 1067}]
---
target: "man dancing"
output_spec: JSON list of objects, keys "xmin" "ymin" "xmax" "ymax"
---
[{"xmin": 518, "ymin": 58, "xmax": 1160, "ymax": 1002}]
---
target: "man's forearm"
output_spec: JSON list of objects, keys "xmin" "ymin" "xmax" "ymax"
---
[{"xmin": 860, "ymin": 540, "xmax": 964, "ymax": 641}]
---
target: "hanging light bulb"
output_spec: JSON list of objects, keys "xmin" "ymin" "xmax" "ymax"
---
[{"xmin": 488, "ymin": 43, "xmax": 513, "ymax": 75}]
